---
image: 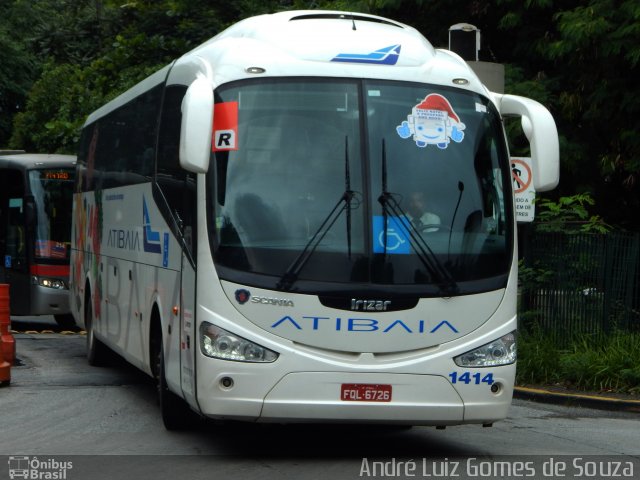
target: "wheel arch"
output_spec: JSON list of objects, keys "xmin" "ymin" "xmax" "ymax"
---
[
  {"xmin": 81, "ymin": 275, "xmax": 93, "ymax": 330},
  {"xmin": 149, "ymin": 302, "xmax": 162, "ymax": 380}
]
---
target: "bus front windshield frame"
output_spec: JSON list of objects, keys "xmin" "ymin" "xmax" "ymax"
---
[
  {"xmin": 207, "ymin": 78, "xmax": 513, "ymax": 297},
  {"xmin": 28, "ymin": 168, "xmax": 75, "ymax": 262}
]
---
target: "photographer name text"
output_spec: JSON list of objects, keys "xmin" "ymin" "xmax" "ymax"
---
[{"xmin": 360, "ymin": 457, "xmax": 634, "ymax": 478}]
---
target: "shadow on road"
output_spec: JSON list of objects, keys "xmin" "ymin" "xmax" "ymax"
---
[{"xmin": 193, "ymin": 421, "xmax": 480, "ymax": 458}]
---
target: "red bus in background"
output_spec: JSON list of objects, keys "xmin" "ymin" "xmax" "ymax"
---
[{"xmin": 0, "ymin": 151, "xmax": 76, "ymax": 328}]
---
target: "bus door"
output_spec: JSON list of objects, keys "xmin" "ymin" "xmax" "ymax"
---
[
  {"xmin": 178, "ymin": 171, "xmax": 198, "ymax": 409},
  {"xmin": 0, "ymin": 170, "xmax": 30, "ymax": 314},
  {"xmin": 180, "ymin": 247, "xmax": 197, "ymax": 409},
  {"xmin": 155, "ymin": 82, "xmax": 199, "ymax": 409}
]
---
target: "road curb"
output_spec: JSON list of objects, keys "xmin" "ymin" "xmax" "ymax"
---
[{"xmin": 514, "ymin": 386, "xmax": 640, "ymax": 412}]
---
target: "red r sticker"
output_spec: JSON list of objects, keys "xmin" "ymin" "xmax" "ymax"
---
[{"xmin": 212, "ymin": 101, "xmax": 238, "ymax": 151}]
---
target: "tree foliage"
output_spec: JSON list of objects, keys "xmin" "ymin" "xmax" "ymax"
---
[
  {"xmin": 0, "ymin": 1, "xmax": 39, "ymax": 145},
  {"xmin": 535, "ymin": 193, "xmax": 611, "ymax": 233},
  {"xmin": 2, "ymin": 0, "xmax": 639, "ymax": 228}
]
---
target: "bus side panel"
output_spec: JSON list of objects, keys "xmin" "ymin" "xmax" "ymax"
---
[
  {"xmin": 98, "ymin": 184, "xmax": 183, "ymax": 382},
  {"xmin": 98, "ymin": 188, "xmax": 142, "ymax": 370},
  {"xmin": 70, "ymin": 190, "xmax": 97, "ymax": 329},
  {"xmin": 71, "ymin": 183, "xmax": 183, "ymax": 384},
  {"xmin": 153, "ymin": 261, "xmax": 183, "ymax": 392},
  {"xmin": 101, "ymin": 256, "xmax": 161, "ymax": 374}
]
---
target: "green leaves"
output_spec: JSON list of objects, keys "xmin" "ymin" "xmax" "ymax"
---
[
  {"xmin": 535, "ymin": 193, "xmax": 611, "ymax": 233},
  {"xmin": 2, "ymin": 0, "xmax": 301, "ymax": 151}
]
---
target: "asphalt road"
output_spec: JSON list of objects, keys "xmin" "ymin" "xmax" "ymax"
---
[{"xmin": 1, "ymin": 316, "xmax": 639, "ymax": 480}]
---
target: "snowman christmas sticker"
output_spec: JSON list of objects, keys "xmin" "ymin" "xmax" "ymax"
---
[{"xmin": 396, "ymin": 93, "xmax": 465, "ymax": 149}]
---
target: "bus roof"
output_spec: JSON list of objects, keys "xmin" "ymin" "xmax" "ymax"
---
[
  {"xmin": 82, "ymin": 10, "xmax": 488, "ymax": 127},
  {"xmin": 0, "ymin": 153, "xmax": 76, "ymax": 171},
  {"xmin": 179, "ymin": 10, "xmax": 485, "ymax": 91}
]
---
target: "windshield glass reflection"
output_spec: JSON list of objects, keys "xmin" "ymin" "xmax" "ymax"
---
[{"xmin": 209, "ymin": 79, "xmax": 512, "ymax": 295}]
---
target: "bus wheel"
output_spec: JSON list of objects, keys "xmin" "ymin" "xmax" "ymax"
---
[
  {"xmin": 156, "ymin": 335, "xmax": 196, "ymax": 430},
  {"xmin": 54, "ymin": 314, "xmax": 76, "ymax": 330},
  {"xmin": 85, "ymin": 291, "xmax": 109, "ymax": 366}
]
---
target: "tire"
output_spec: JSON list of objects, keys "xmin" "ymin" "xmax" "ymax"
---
[
  {"xmin": 155, "ymin": 330, "xmax": 197, "ymax": 430},
  {"xmin": 54, "ymin": 313, "xmax": 76, "ymax": 330},
  {"xmin": 85, "ymin": 291, "xmax": 109, "ymax": 366}
]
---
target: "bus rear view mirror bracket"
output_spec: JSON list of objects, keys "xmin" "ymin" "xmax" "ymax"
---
[
  {"xmin": 496, "ymin": 94, "xmax": 560, "ymax": 192},
  {"xmin": 24, "ymin": 195, "xmax": 36, "ymax": 226},
  {"xmin": 179, "ymin": 76, "xmax": 213, "ymax": 174}
]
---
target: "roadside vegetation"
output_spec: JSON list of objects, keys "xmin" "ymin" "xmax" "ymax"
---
[
  {"xmin": 516, "ymin": 327, "xmax": 640, "ymax": 395},
  {"xmin": 517, "ymin": 194, "xmax": 640, "ymax": 396}
]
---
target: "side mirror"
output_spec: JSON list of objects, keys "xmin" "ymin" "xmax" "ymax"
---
[
  {"xmin": 497, "ymin": 94, "xmax": 560, "ymax": 192},
  {"xmin": 179, "ymin": 76, "xmax": 214, "ymax": 173}
]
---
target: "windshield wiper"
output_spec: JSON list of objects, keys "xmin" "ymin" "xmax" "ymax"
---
[
  {"xmin": 277, "ymin": 137, "xmax": 359, "ymax": 291},
  {"xmin": 377, "ymin": 139, "xmax": 459, "ymax": 295}
]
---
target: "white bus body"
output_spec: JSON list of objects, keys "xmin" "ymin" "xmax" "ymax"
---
[{"xmin": 70, "ymin": 10, "xmax": 559, "ymax": 429}]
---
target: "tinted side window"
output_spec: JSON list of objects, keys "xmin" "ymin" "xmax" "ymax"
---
[
  {"xmin": 79, "ymin": 85, "xmax": 163, "ymax": 190},
  {"xmin": 157, "ymin": 85, "xmax": 188, "ymax": 179},
  {"xmin": 156, "ymin": 85, "xmax": 196, "ymax": 257},
  {"xmin": 76, "ymin": 124, "xmax": 98, "ymax": 192}
]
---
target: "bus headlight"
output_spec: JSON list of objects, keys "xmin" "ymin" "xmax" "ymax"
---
[
  {"xmin": 454, "ymin": 332, "xmax": 516, "ymax": 367},
  {"xmin": 33, "ymin": 276, "xmax": 67, "ymax": 289},
  {"xmin": 200, "ymin": 322, "xmax": 278, "ymax": 363}
]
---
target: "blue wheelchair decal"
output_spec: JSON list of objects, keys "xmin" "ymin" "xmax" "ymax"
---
[{"xmin": 373, "ymin": 216, "xmax": 410, "ymax": 254}]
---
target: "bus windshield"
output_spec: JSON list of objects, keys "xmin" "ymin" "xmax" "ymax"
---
[
  {"xmin": 28, "ymin": 168, "xmax": 75, "ymax": 261},
  {"xmin": 209, "ymin": 79, "xmax": 512, "ymax": 296}
]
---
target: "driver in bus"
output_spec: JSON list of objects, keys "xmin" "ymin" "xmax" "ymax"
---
[{"xmin": 405, "ymin": 191, "xmax": 441, "ymax": 232}]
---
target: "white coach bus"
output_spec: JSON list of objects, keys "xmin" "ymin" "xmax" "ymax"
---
[{"xmin": 70, "ymin": 10, "xmax": 559, "ymax": 429}]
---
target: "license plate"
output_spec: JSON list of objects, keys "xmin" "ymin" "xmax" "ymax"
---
[{"xmin": 341, "ymin": 383, "xmax": 392, "ymax": 402}]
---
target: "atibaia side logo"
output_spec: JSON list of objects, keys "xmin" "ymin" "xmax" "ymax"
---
[
  {"xmin": 107, "ymin": 196, "xmax": 169, "ymax": 267},
  {"xmin": 396, "ymin": 93, "xmax": 465, "ymax": 149}
]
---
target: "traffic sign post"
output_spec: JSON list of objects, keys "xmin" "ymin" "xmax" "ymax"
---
[{"xmin": 511, "ymin": 157, "xmax": 536, "ymax": 223}]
